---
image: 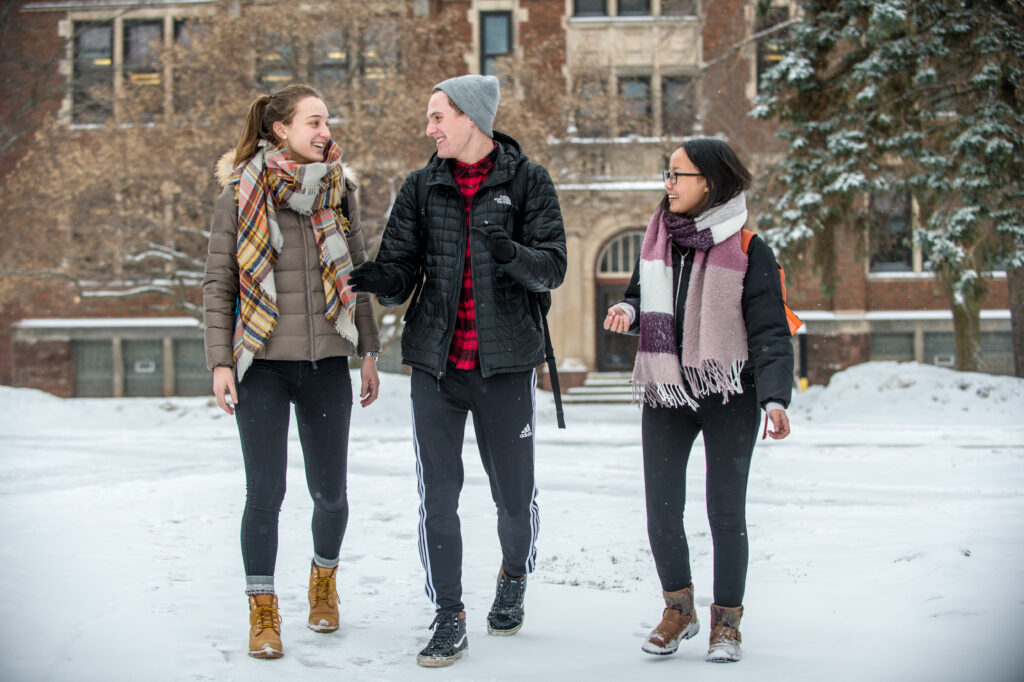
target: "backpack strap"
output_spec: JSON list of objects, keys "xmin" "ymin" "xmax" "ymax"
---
[
  {"xmin": 509, "ymin": 162, "xmax": 564, "ymax": 429},
  {"xmin": 740, "ymin": 229, "xmax": 803, "ymax": 336}
]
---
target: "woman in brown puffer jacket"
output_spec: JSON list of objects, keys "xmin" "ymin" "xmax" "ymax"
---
[{"xmin": 202, "ymin": 83, "xmax": 380, "ymax": 660}]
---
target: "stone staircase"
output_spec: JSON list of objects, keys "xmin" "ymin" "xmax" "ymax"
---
[{"xmin": 560, "ymin": 371, "xmax": 633, "ymax": 404}]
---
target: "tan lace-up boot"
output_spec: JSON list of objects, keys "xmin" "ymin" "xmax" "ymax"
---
[
  {"xmin": 706, "ymin": 604, "xmax": 743, "ymax": 663},
  {"xmin": 248, "ymin": 593, "xmax": 283, "ymax": 658},
  {"xmin": 307, "ymin": 562, "xmax": 339, "ymax": 632},
  {"xmin": 642, "ymin": 583, "xmax": 700, "ymax": 655}
]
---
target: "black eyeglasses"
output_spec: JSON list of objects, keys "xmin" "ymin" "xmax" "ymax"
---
[{"xmin": 663, "ymin": 170, "xmax": 702, "ymax": 185}]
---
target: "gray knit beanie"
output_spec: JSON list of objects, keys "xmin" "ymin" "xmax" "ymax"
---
[{"xmin": 433, "ymin": 74, "xmax": 501, "ymax": 138}]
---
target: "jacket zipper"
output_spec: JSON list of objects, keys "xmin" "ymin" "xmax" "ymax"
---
[
  {"xmin": 432, "ymin": 165, "xmax": 508, "ymax": 380},
  {"xmin": 301, "ymin": 215, "xmax": 318, "ymax": 370}
]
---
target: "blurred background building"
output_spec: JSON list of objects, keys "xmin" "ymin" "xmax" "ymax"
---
[{"xmin": 0, "ymin": 0, "xmax": 1013, "ymax": 397}]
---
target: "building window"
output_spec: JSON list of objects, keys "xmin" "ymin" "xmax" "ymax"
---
[
  {"xmin": 870, "ymin": 332, "xmax": 914, "ymax": 361},
  {"xmin": 480, "ymin": 11, "xmax": 512, "ymax": 76},
  {"xmin": 662, "ymin": 0, "xmax": 698, "ymax": 15},
  {"xmin": 72, "ymin": 22, "xmax": 114, "ymax": 124},
  {"xmin": 123, "ymin": 339, "xmax": 164, "ymax": 397},
  {"xmin": 573, "ymin": 76, "xmax": 609, "ymax": 137},
  {"xmin": 618, "ymin": 0, "xmax": 650, "ymax": 15},
  {"xmin": 869, "ymin": 190, "xmax": 913, "ymax": 272},
  {"xmin": 923, "ymin": 332, "xmax": 956, "ymax": 368},
  {"xmin": 314, "ymin": 29, "xmax": 349, "ymax": 94},
  {"xmin": 598, "ymin": 232, "xmax": 644, "ymax": 276},
  {"xmin": 619, "ymin": 76, "xmax": 651, "ymax": 136},
  {"xmin": 123, "ymin": 20, "xmax": 164, "ymax": 121},
  {"xmin": 756, "ymin": 6, "xmax": 789, "ymax": 94},
  {"xmin": 72, "ymin": 17, "xmax": 202, "ymax": 123},
  {"xmin": 73, "ymin": 340, "xmax": 113, "ymax": 397},
  {"xmin": 662, "ymin": 76, "xmax": 695, "ymax": 136},
  {"xmin": 173, "ymin": 339, "xmax": 210, "ymax": 396},
  {"xmin": 574, "ymin": 0, "xmax": 607, "ymax": 17}
]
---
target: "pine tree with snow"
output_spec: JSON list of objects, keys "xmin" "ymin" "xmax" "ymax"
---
[{"xmin": 752, "ymin": 0, "xmax": 1024, "ymax": 373}]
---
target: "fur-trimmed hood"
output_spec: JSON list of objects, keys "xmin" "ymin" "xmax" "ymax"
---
[{"xmin": 215, "ymin": 150, "xmax": 359, "ymax": 191}]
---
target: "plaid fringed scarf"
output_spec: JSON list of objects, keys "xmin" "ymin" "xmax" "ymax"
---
[
  {"xmin": 232, "ymin": 138, "xmax": 357, "ymax": 381},
  {"xmin": 633, "ymin": 193, "xmax": 749, "ymax": 409}
]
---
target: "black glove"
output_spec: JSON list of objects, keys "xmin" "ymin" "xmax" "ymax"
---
[
  {"xmin": 348, "ymin": 261, "xmax": 400, "ymax": 297},
  {"xmin": 472, "ymin": 223, "xmax": 517, "ymax": 264}
]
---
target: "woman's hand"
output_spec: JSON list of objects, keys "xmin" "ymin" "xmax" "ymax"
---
[
  {"xmin": 767, "ymin": 408, "xmax": 791, "ymax": 440},
  {"xmin": 212, "ymin": 366, "xmax": 238, "ymax": 415},
  {"xmin": 359, "ymin": 355, "xmax": 380, "ymax": 408},
  {"xmin": 603, "ymin": 305, "xmax": 631, "ymax": 334}
]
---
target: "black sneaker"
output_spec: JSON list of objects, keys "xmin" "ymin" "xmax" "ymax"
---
[
  {"xmin": 416, "ymin": 610, "xmax": 468, "ymax": 668},
  {"xmin": 487, "ymin": 568, "xmax": 526, "ymax": 635}
]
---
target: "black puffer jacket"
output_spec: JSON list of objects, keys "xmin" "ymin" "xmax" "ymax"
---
[
  {"xmin": 375, "ymin": 132, "xmax": 566, "ymax": 378},
  {"xmin": 618, "ymin": 234, "xmax": 794, "ymax": 408}
]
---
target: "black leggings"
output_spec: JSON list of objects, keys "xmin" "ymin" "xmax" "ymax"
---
[
  {"xmin": 642, "ymin": 377, "xmax": 760, "ymax": 607},
  {"xmin": 234, "ymin": 357, "xmax": 353, "ymax": 580}
]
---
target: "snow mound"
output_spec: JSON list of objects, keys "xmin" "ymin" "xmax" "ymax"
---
[{"xmin": 790, "ymin": 361, "xmax": 1024, "ymax": 426}]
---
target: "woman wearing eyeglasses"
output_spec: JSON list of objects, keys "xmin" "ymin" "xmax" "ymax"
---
[{"xmin": 603, "ymin": 138, "xmax": 794, "ymax": 663}]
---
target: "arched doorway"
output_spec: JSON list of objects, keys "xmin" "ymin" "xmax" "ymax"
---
[{"xmin": 595, "ymin": 230, "xmax": 644, "ymax": 371}]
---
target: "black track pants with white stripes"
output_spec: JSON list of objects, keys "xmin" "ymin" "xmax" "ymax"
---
[{"xmin": 411, "ymin": 364, "xmax": 539, "ymax": 613}]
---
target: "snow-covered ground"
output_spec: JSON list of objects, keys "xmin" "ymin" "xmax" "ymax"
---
[{"xmin": 1, "ymin": 361, "xmax": 1022, "ymax": 682}]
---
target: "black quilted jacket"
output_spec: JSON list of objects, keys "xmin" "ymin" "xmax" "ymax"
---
[{"xmin": 375, "ymin": 131, "xmax": 567, "ymax": 379}]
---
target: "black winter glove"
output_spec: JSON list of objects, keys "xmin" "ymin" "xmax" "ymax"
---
[
  {"xmin": 472, "ymin": 223, "xmax": 517, "ymax": 264},
  {"xmin": 348, "ymin": 261, "xmax": 401, "ymax": 297}
]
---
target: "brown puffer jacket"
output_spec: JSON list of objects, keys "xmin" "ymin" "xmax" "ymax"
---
[{"xmin": 202, "ymin": 159, "xmax": 379, "ymax": 371}]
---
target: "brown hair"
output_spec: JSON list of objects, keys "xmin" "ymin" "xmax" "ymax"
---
[{"xmin": 233, "ymin": 83, "xmax": 325, "ymax": 166}]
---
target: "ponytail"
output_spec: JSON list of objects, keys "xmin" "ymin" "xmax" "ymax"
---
[
  {"xmin": 233, "ymin": 95, "xmax": 273, "ymax": 167},
  {"xmin": 232, "ymin": 83, "xmax": 325, "ymax": 167}
]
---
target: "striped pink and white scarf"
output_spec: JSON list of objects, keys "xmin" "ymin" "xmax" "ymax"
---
[{"xmin": 633, "ymin": 193, "xmax": 749, "ymax": 408}]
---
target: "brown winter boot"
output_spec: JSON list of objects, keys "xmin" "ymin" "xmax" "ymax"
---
[
  {"xmin": 307, "ymin": 562, "xmax": 340, "ymax": 632},
  {"xmin": 706, "ymin": 604, "xmax": 743, "ymax": 663},
  {"xmin": 642, "ymin": 583, "xmax": 700, "ymax": 655},
  {"xmin": 248, "ymin": 593, "xmax": 283, "ymax": 658}
]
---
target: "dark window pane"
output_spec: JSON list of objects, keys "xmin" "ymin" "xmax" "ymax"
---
[
  {"xmin": 756, "ymin": 6, "xmax": 789, "ymax": 93},
  {"xmin": 574, "ymin": 0, "xmax": 607, "ymax": 17},
  {"xmin": 662, "ymin": 0, "xmax": 698, "ymax": 15},
  {"xmin": 481, "ymin": 12, "xmax": 512, "ymax": 76},
  {"xmin": 124, "ymin": 20, "xmax": 164, "ymax": 120},
  {"xmin": 618, "ymin": 0, "xmax": 650, "ymax": 16},
  {"xmin": 923, "ymin": 332, "xmax": 956, "ymax": 367},
  {"xmin": 73, "ymin": 22, "xmax": 113, "ymax": 123},
  {"xmin": 662, "ymin": 76, "xmax": 695, "ymax": 135},
  {"xmin": 74, "ymin": 340, "xmax": 113, "ymax": 397},
  {"xmin": 574, "ymin": 78, "xmax": 608, "ymax": 137},
  {"xmin": 314, "ymin": 28, "xmax": 349, "ymax": 96},
  {"xmin": 870, "ymin": 190, "xmax": 912, "ymax": 272},
  {"xmin": 619, "ymin": 77, "xmax": 651, "ymax": 136},
  {"xmin": 123, "ymin": 340, "xmax": 164, "ymax": 397},
  {"xmin": 870, "ymin": 333, "xmax": 913, "ymax": 361},
  {"xmin": 173, "ymin": 339, "xmax": 209, "ymax": 396}
]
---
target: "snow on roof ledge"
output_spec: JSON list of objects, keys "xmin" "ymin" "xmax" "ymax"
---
[{"xmin": 15, "ymin": 317, "xmax": 200, "ymax": 329}]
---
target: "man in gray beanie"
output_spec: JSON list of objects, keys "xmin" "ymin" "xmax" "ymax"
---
[
  {"xmin": 434, "ymin": 74, "xmax": 500, "ymax": 138},
  {"xmin": 348, "ymin": 75, "xmax": 566, "ymax": 668}
]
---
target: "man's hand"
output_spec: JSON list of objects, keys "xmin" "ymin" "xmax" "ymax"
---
[
  {"xmin": 472, "ymin": 223, "xmax": 517, "ymax": 264},
  {"xmin": 348, "ymin": 261, "xmax": 400, "ymax": 297}
]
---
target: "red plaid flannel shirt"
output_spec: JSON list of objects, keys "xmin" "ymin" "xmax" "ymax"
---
[{"xmin": 447, "ymin": 146, "xmax": 497, "ymax": 369}]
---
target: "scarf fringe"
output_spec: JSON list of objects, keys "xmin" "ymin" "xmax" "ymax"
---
[
  {"xmin": 682, "ymin": 359, "xmax": 746, "ymax": 405},
  {"xmin": 633, "ymin": 380, "xmax": 700, "ymax": 410}
]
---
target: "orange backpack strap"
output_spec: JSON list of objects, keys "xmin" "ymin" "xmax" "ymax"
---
[
  {"xmin": 740, "ymin": 228, "xmax": 754, "ymax": 253},
  {"xmin": 741, "ymin": 228, "xmax": 803, "ymax": 335}
]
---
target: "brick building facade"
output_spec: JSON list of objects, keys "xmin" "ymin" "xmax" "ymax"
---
[{"xmin": 0, "ymin": 0, "xmax": 1013, "ymax": 397}]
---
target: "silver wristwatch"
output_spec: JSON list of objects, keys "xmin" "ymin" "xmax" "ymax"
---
[{"xmin": 361, "ymin": 351, "xmax": 379, "ymax": 361}]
